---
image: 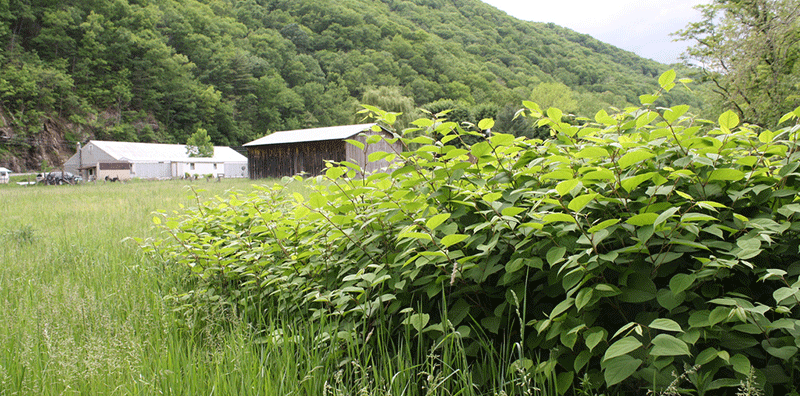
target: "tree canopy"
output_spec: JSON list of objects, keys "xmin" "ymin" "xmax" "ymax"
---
[
  {"xmin": 675, "ymin": 0, "xmax": 800, "ymax": 128},
  {"xmin": 0, "ymin": 0, "xmax": 703, "ymax": 168}
]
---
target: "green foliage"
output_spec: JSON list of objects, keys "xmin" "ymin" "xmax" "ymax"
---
[
  {"xmin": 675, "ymin": 0, "xmax": 800, "ymax": 128},
  {"xmin": 185, "ymin": 127, "xmax": 214, "ymax": 158},
  {"xmin": 0, "ymin": 0, "xmax": 693, "ymax": 168},
  {"xmin": 146, "ymin": 72, "xmax": 798, "ymax": 394}
]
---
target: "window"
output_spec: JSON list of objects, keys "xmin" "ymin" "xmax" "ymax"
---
[
  {"xmin": 190, "ymin": 163, "xmax": 195, "ymax": 170},
  {"xmin": 213, "ymin": 163, "xmax": 218, "ymax": 170}
]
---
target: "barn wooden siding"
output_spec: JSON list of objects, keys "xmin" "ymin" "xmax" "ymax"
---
[
  {"xmin": 247, "ymin": 129, "xmax": 402, "ymax": 179},
  {"xmin": 345, "ymin": 132, "xmax": 400, "ymax": 174},
  {"xmin": 248, "ymin": 140, "xmax": 346, "ymax": 179}
]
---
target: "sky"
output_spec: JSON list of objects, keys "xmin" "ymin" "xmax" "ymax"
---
[{"xmin": 480, "ymin": 0, "xmax": 711, "ymax": 65}]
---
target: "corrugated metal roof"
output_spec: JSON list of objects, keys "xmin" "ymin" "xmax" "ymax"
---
[
  {"xmin": 243, "ymin": 123, "xmax": 379, "ymax": 147},
  {"xmin": 89, "ymin": 140, "xmax": 247, "ymax": 163},
  {"xmin": 0, "ymin": 167, "xmax": 11, "ymax": 173}
]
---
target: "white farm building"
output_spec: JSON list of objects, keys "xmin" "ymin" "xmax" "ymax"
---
[{"xmin": 64, "ymin": 140, "xmax": 248, "ymax": 181}]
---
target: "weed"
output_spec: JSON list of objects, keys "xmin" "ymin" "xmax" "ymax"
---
[{"xmin": 5, "ymin": 223, "xmax": 37, "ymax": 245}]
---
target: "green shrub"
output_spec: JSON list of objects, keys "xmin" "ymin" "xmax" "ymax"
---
[{"xmin": 144, "ymin": 71, "xmax": 800, "ymax": 395}]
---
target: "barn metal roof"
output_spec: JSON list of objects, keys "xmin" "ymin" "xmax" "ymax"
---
[
  {"xmin": 0, "ymin": 167, "xmax": 11, "ymax": 173},
  {"xmin": 243, "ymin": 123, "xmax": 379, "ymax": 147},
  {"xmin": 88, "ymin": 140, "xmax": 247, "ymax": 163}
]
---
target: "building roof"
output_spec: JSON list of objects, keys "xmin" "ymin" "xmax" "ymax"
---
[
  {"xmin": 0, "ymin": 167, "xmax": 11, "ymax": 173},
  {"xmin": 243, "ymin": 123, "xmax": 379, "ymax": 147},
  {"xmin": 88, "ymin": 140, "xmax": 247, "ymax": 163}
]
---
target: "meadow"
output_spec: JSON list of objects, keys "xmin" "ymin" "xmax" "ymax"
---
[{"xmin": 0, "ymin": 179, "xmax": 537, "ymax": 396}]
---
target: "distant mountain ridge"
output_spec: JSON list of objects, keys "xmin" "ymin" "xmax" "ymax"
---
[{"xmin": 0, "ymin": 0, "xmax": 699, "ymax": 170}]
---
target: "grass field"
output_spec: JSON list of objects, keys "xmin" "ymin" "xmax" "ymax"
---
[
  {"xmin": 0, "ymin": 179, "xmax": 298, "ymax": 395},
  {"xmin": 0, "ymin": 179, "xmax": 550, "ymax": 396}
]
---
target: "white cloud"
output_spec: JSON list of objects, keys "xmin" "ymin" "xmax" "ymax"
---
[{"xmin": 481, "ymin": 0, "xmax": 710, "ymax": 64}]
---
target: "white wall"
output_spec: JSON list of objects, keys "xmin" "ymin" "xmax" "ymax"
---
[{"xmin": 176, "ymin": 162, "xmax": 222, "ymax": 177}]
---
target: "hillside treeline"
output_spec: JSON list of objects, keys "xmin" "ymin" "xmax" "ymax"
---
[{"xmin": 0, "ymin": 0, "xmax": 699, "ymax": 168}]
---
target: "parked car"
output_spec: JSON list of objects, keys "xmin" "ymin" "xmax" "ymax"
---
[{"xmin": 39, "ymin": 171, "xmax": 79, "ymax": 185}]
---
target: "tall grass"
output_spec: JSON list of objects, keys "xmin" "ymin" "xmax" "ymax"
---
[{"xmin": 0, "ymin": 180, "xmax": 555, "ymax": 395}]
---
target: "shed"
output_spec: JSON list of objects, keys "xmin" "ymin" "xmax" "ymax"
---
[
  {"xmin": 0, "ymin": 167, "xmax": 10, "ymax": 184},
  {"xmin": 63, "ymin": 140, "xmax": 248, "ymax": 181},
  {"xmin": 244, "ymin": 123, "xmax": 400, "ymax": 179}
]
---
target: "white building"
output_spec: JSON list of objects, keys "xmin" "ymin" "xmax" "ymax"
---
[
  {"xmin": 0, "ymin": 167, "xmax": 10, "ymax": 184},
  {"xmin": 63, "ymin": 140, "xmax": 248, "ymax": 181}
]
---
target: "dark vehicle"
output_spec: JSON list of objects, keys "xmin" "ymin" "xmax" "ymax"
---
[{"xmin": 39, "ymin": 171, "xmax": 79, "ymax": 185}]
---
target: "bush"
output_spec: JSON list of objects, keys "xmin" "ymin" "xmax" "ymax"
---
[{"xmin": 143, "ymin": 71, "xmax": 800, "ymax": 395}]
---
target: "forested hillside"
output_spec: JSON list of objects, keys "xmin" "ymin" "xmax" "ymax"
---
[{"xmin": 0, "ymin": 0, "xmax": 700, "ymax": 170}]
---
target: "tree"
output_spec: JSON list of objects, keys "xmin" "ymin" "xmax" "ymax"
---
[
  {"xmin": 675, "ymin": 0, "xmax": 800, "ymax": 127},
  {"xmin": 186, "ymin": 128, "xmax": 214, "ymax": 158},
  {"xmin": 529, "ymin": 82, "xmax": 579, "ymax": 114},
  {"xmin": 360, "ymin": 86, "xmax": 418, "ymax": 130}
]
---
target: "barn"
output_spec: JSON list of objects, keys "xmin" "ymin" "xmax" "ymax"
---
[
  {"xmin": 63, "ymin": 140, "xmax": 248, "ymax": 181},
  {"xmin": 244, "ymin": 123, "xmax": 400, "ymax": 179}
]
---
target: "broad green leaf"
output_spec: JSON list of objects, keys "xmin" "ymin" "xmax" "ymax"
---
[
  {"xmin": 718, "ymin": 110, "xmax": 740, "ymax": 131},
  {"xmin": 680, "ymin": 213, "xmax": 717, "ymax": 222},
  {"xmin": 626, "ymin": 213, "xmax": 658, "ymax": 226},
  {"xmin": 640, "ymin": 94, "xmax": 659, "ymax": 105},
  {"xmin": 621, "ymin": 172, "xmax": 655, "ymax": 192},
  {"xmin": 505, "ymin": 258, "xmax": 525, "ymax": 273},
  {"xmin": 587, "ymin": 219, "xmax": 620, "ymax": 233},
  {"xmin": 490, "ymin": 133, "xmax": 514, "ymax": 146},
  {"xmin": 546, "ymin": 246, "xmax": 567, "ymax": 266},
  {"xmin": 603, "ymin": 336, "xmax": 642, "ymax": 362},
  {"xmin": 773, "ymin": 287, "xmax": 799, "ymax": 304},
  {"xmin": 398, "ymin": 232, "xmax": 432, "ymax": 241},
  {"xmin": 501, "ymin": 207, "xmax": 526, "ymax": 217},
  {"xmin": 583, "ymin": 168, "xmax": 615, "ymax": 181},
  {"xmin": 556, "ymin": 179, "xmax": 580, "ymax": 196},
  {"xmin": 708, "ymin": 306, "xmax": 729, "ymax": 326},
  {"xmin": 651, "ymin": 334, "xmax": 690, "ymax": 357},
  {"xmin": 309, "ymin": 193, "xmax": 327, "ymax": 209},
  {"xmin": 603, "ymin": 355, "xmax": 642, "ymax": 386},
  {"xmin": 478, "ymin": 118, "xmax": 495, "ymax": 130},
  {"xmin": 576, "ymin": 147, "xmax": 609, "ymax": 158},
  {"xmin": 402, "ymin": 313, "xmax": 429, "ymax": 332},
  {"xmin": 543, "ymin": 213, "xmax": 577, "ymax": 224},
  {"xmin": 649, "ymin": 318, "xmax": 683, "ymax": 332},
  {"xmin": 483, "ymin": 192, "xmax": 502, "ymax": 202},
  {"xmin": 574, "ymin": 350, "xmax": 592, "ymax": 372},
  {"xmin": 675, "ymin": 191, "xmax": 694, "ymax": 201},
  {"xmin": 658, "ymin": 69, "xmax": 676, "ymax": 87},
  {"xmin": 345, "ymin": 139, "xmax": 365, "ymax": 150},
  {"xmin": 730, "ymin": 354, "xmax": 751, "ymax": 375},
  {"xmin": 152, "ymin": 216, "xmax": 161, "ymax": 225},
  {"xmin": 471, "ymin": 141, "xmax": 492, "ymax": 158},
  {"xmin": 585, "ymin": 327, "xmax": 606, "ymax": 352},
  {"xmin": 326, "ymin": 166, "xmax": 345, "ymax": 179},
  {"xmin": 441, "ymin": 234, "xmax": 468, "ymax": 247},
  {"xmin": 708, "ymin": 168, "xmax": 745, "ymax": 182},
  {"xmin": 595, "ymin": 109, "xmax": 617, "ymax": 125},
  {"xmin": 617, "ymin": 149, "xmax": 654, "ymax": 169},
  {"xmin": 657, "ymin": 288, "xmax": 685, "ymax": 311},
  {"xmin": 557, "ymin": 372, "xmax": 574, "ymax": 395},
  {"xmin": 696, "ymin": 347, "xmax": 719, "ymax": 365},
  {"xmin": 765, "ymin": 346, "xmax": 798, "ymax": 360},
  {"xmin": 636, "ymin": 111, "xmax": 659, "ymax": 128},
  {"xmin": 670, "ymin": 273, "xmax": 696, "ymax": 295},
  {"xmin": 663, "ymin": 105, "xmax": 690, "ymax": 123},
  {"xmin": 620, "ymin": 274, "xmax": 657, "ymax": 303},
  {"xmin": 654, "ymin": 207, "xmax": 681, "ymax": 228},
  {"xmin": 576, "ymin": 288, "xmax": 593, "ymax": 311},
  {"xmin": 426, "ymin": 213, "xmax": 451, "ymax": 231},
  {"xmin": 568, "ymin": 193, "xmax": 597, "ymax": 213},
  {"xmin": 547, "ymin": 107, "xmax": 563, "ymax": 122},
  {"xmin": 550, "ymin": 298, "xmax": 574, "ymax": 318}
]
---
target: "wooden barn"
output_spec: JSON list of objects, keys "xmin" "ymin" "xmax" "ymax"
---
[{"xmin": 244, "ymin": 123, "xmax": 400, "ymax": 179}]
